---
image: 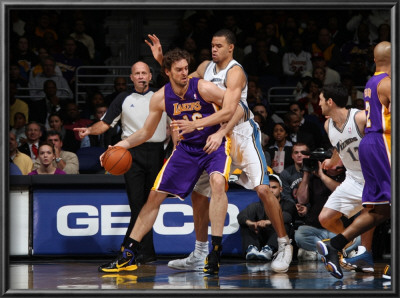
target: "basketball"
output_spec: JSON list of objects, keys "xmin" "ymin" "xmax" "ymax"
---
[{"xmin": 102, "ymin": 146, "xmax": 132, "ymax": 175}]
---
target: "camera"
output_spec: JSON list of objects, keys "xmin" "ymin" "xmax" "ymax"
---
[{"xmin": 301, "ymin": 148, "xmax": 333, "ymax": 172}]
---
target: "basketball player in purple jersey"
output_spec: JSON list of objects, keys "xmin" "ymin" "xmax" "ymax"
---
[
  {"xmin": 317, "ymin": 41, "xmax": 391, "ymax": 279},
  {"xmin": 97, "ymin": 48, "xmax": 232, "ymax": 273}
]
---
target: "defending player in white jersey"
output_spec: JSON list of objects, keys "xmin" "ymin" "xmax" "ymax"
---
[
  {"xmin": 316, "ymin": 83, "xmax": 375, "ymax": 278},
  {"xmin": 146, "ymin": 29, "xmax": 293, "ymax": 274}
]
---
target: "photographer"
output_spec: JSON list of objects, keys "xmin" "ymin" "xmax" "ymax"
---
[{"xmin": 294, "ymin": 156, "xmax": 360, "ymax": 261}]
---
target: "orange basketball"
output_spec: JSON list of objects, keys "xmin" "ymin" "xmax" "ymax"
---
[{"xmin": 102, "ymin": 146, "xmax": 132, "ymax": 175}]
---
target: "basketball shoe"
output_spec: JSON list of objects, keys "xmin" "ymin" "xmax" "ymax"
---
[
  {"xmin": 245, "ymin": 245, "xmax": 259, "ymax": 261},
  {"xmin": 98, "ymin": 248, "xmax": 137, "ymax": 273},
  {"xmin": 203, "ymin": 250, "xmax": 220, "ymax": 275},
  {"xmin": 258, "ymin": 245, "xmax": 274, "ymax": 261},
  {"xmin": 382, "ymin": 265, "xmax": 391, "ymax": 280},
  {"xmin": 341, "ymin": 246, "xmax": 374, "ymax": 273},
  {"xmin": 271, "ymin": 240, "xmax": 293, "ymax": 273},
  {"xmin": 316, "ymin": 239, "xmax": 343, "ymax": 279},
  {"xmin": 168, "ymin": 251, "xmax": 206, "ymax": 271}
]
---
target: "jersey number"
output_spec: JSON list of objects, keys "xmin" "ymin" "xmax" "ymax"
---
[
  {"xmin": 182, "ymin": 113, "xmax": 204, "ymax": 130},
  {"xmin": 365, "ymin": 101, "xmax": 371, "ymax": 128},
  {"xmin": 347, "ymin": 146, "xmax": 359, "ymax": 162}
]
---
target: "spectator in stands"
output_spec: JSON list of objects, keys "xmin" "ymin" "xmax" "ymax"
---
[
  {"xmin": 348, "ymin": 54, "xmax": 371, "ymax": 87},
  {"xmin": 48, "ymin": 112, "xmax": 80, "ymax": 153},
  {"xmin": 281, "ymin": 35, "xmax": 312, "ymax": 87},
  {"xmin": 266, "ymin": 123, "xmax": 294, "ymax": 174},
  {"xmin": 284, "ymin": 111, "xmax": 317, "ymax": 150},
  {"xmin": 294, "ymin": 157, "xmax": 360, "ymax": 260},
  {"xmin": 303, "ymin": 53, "xmax": 341, "ymax": 85},
  {"xmin": 18, "ymin": 121, "xmax": 43, "ymax": 162},
  {"xmin": 182, "ymin": 37, "xmax": 198, "ymax": 73},
  {"xmin": 33, "ymin": 130, "xmax": 79, "ymax": 174},
  {"xmin": 279, "ymin": 15, "xmax": 301, "ymax": 53},
  {"xmin": 346, "ymin": 10, "xmax": 390, "ymax": 44},
  {"xmin": 28, "ymin": 55, "xmax": 73, "ymax": 101},
  {"xmin": 341, "ymin": 74, "xmax": 364, "ymax": 107},
  {"xmin": 34, "ymin": 13, "xmax": 58, "ymax": 40},
  {"xmin": 311, "ymin": 66, "xmax": 326, "ymax": 87},
  {"xmin": 246, "ymin": 79, "xmax": 269, "ymax": 110},
  {"xmin": 252, "ymin": 100, "xmax": 283, "ymax": 125},
  {"xmin": 293, "ymin": 75, "xmax": 311, "ymax": 101},
  {"xmin": 80, "ymin": 103, "xmax": 121, "ymax": 149},
  {"xmin": 252, "ymin": 103, "xmax": 280, "ymax": 143},
  {"xmin": 28, "ymin": 141, "xmax": 66, "ymax": 175},
  {"xmin": 12, "ymin": 36, "xmax": 39, "ymax": 80},
  {"xmin": 11, "ymin": 112, "xmax": 28, "ymax": 147},
  {"xmin": 42, "ymin": 30, "xmax": 63, "ymax": 56},
  {"xmin": 10, "ymin": 61, "xmax": 28, "ymax": 91},
  {"xmin": 242, "ymin": 38, "xmax": 282, "ymax": 94},
  {"xmin": 10, "ymin": 131, "xmax": 33, "ymax": 175},
  {"xmin": 29, "ymin": 79, "xmax": 67, "ymax": 128},
  {"xmin": 63, "ymin": 102, "xmax": 93, "ymax": 150},
  {"xmin": 297, "ymin": 78, "xmax": 324, "ymax": 124},
  {"xmin": 104, "ymin": 76, "xmax": 128, "ymax": 106},
  {"xmin": 238, "ymin": 174, "xmax": 296, "ymax": 261},
  {"xmin": 340, "ymin": 23, "xmax": 375, "ymax": 73},
  {"xmin": 30, "ymin": 47, "xmax": 63, "ymax": 79},
  {"xmin": 81, "ymin": 91, "xmax": 106, "ymax": 120},
  {"xmin": 70, "ymin": 19, "xmax": 95, "ymax": 62},
  {"xmin": 288, "ymin": 101, "xmax": 326, "ymax": 142},
  {"xmin": 54, "ymin": 37, "xmax": 84, "ymax": 90},
  {"xmin": 10, "ymin": 81, "xmax": 29, "ymax": 128},
  {"xmin": 280, "ymin": 142, "xmax": 310, "ymax": 202},
  {"xmin": 311, "ymin": 27, "xmax": 342, "ymax": 71},
  {"xmin": 326, "ymin": 14, "xmax": 351, "ymax": 49},
  {"xmin": 301, "ymin": 18, "xmax": 319, "ymax": 51}
]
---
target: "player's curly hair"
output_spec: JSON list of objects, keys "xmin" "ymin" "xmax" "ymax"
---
[{"xmin": 162, "ymin": 48, "xmax": 191, "ymax": 74}]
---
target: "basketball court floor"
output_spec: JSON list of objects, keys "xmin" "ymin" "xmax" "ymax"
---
[{"xmin": 8, "ymin": 256, "xmax": 393, "ymax": 296}]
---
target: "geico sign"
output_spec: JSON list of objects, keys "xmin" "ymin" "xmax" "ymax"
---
[{"xmin": 57, "ymin": 204, "xmax": 239, "ymax": 236}]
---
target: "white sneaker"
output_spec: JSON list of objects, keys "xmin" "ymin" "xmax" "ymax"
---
[
  {"xmin": 271, "ymin": 241, "xmax": 293, "ymax": 273},
  {"xmin": 258, "ymin": 245, "xmax": 273, "ymax": 261},
  {"xmin": 245, "ymin": 245, "xmax": 259, "ymax": 261},
  {"xmin": 168, "ymin": 251, "xmax": 206, "ymax": 271},
  {"xmin": 297, "ymin": 248, "xmax": 317, "ymax": 261}
]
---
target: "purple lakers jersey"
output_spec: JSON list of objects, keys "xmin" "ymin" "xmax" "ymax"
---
[
  {"xmin": 364, "ymin": 72, "xmax": 391, "ymax": 136},
  {"xmin": 165, "ymin": 77, "xmax": 222, "ymax": 146}
]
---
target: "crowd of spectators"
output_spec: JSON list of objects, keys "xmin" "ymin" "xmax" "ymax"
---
[{"xmin": 9, "ymin": 9, "xmax": 390, "ymax": 176}]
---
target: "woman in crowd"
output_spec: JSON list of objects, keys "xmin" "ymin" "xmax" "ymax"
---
[
  {"xmin": 28, "ymin": 141, "xmax": 66, "ymax": 175},
  {"xmin": 266, "ymin": 123, "xmax": 294, "ymax": 174}
]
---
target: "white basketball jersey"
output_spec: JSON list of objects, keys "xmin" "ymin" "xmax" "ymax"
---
[
  {"xmin": 203, "ymin": 59, "xmax": 251, "ymax": 125},
  {"xmin": 328, "ymin": 108, "xmax": 364, "ymax": 183}
]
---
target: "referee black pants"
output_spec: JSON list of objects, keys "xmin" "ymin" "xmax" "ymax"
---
[{"xmin": 123, "ymin": 142, "xmax": 165, "ymax": 256}]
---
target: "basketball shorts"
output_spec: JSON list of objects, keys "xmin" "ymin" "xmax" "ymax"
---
[
  {"xmin": 323, "ymin": 174, "xmax": 364, "ymax": 218},
  {"xmin": 193, "ymin": 119, "xmax": 269, "ymax": 197},
  {"xmin": 359, "ymin": 133, "xmax": 391, "ymax": 205},
  {"xmin": 152, "ymin": 140, "xmax": 231, "ymax": 200}
]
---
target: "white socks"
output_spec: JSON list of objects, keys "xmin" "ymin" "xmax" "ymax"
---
[{"xmin": 195, "ymin": 240, "xmax": 209, "ymax": 257}]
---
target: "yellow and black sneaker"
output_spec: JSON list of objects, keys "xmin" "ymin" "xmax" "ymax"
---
[
  {"xmin": 203, "ymin": 250, "xmax": 220, "ymax": 275},
  {"xmin": 316, "ymin": 239, "xmax": 343, "ymax": 279},
  {"xmin": 98, "ymin": 248, "xmax": 138, "ymax": 273},
  {"xmin": 382, "ymin": 264, "xmax": 391, "ymax": 280}
]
